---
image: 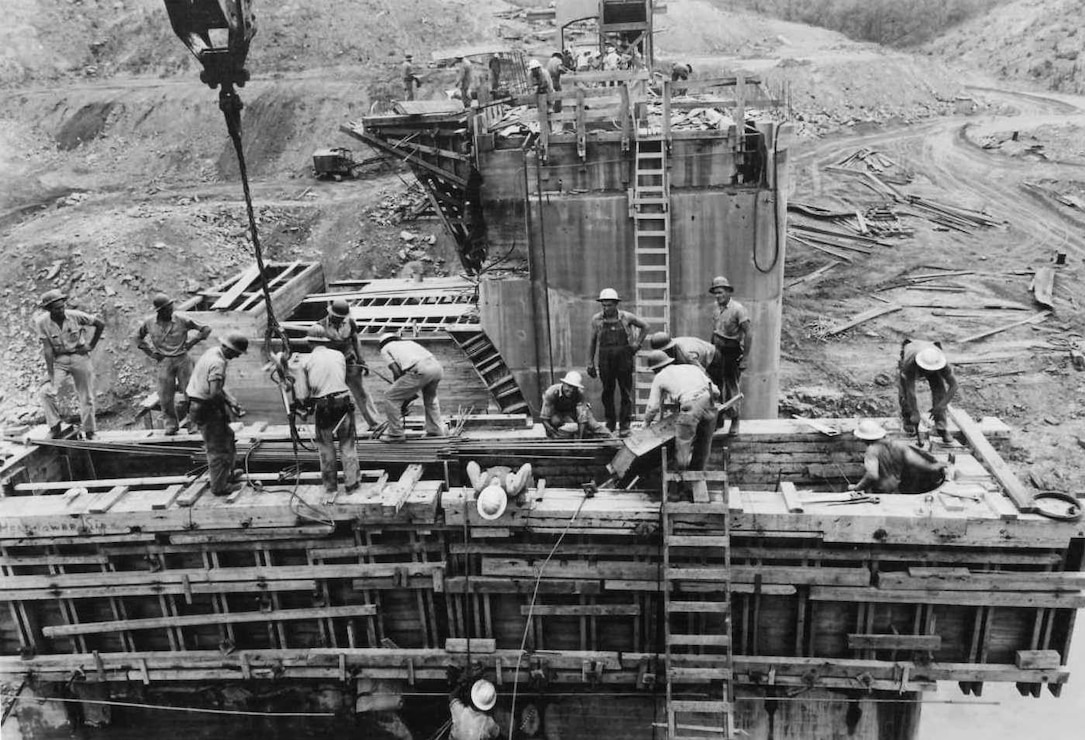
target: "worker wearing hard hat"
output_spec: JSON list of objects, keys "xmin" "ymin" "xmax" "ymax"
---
[
  {"xmin": 707, "ymin": 275, "xmax": 751, "ymax": 435},
  {"xmin": 849, "ymin": 420, "xmax": 949, "ymax": 494},
  {"xmin": 377, "ymin": 332, "xmax": 447, "ymax": 441},
  {"xmin": 527, "ymin": 58, "xmax": 554, "ymax": 96},
  {"xmin": 319, "ymin": 299, "xmax": 383, "ymax": 431},
  {"xmin": 587, "ymin": 288, "xmax": 648, "ymax": 437},
  {"xmin": 186, "ymin": 332, "xmax": 249, "ymax": 496},
  {"xmin": 448, "ymin": 673, "xmax": 500, "ymax": 740},
  {"xmin": 539, "ymin": 370, "xmax": 612, "ymax": 439},
  {"xmin": 401, "ymin": 53, "xmax": 422, "ymax": 101},
  {"xmin": 898, "ymin": 339, "xmax": 958, "ymax": 444},
  {"xmin": 34, "ymin": 289, "xmax": 106, "ymax": 439},
  {"xmin": 643, "ymin": 350, "xmax": 719, "ymax": 474},
  {"xmin": 135, "ymin": 292, "xmax": 211, "ymax": 435},
  {"xmin": 648, "ymin": 332, "xmax": 717, "ymax": 374},
  {"xmin": 300, "ymin": 325, "xmax": 361, "ymax": 495}
]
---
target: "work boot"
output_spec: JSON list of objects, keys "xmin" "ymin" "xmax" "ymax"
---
[
  {"xmin": 213, "ymin": 483, "xmax": 244, "ymax": 497},
  {"xmin": 727, "ymin": 417, "xmax": 741, "ymax": 436},
  {"xmin": 938, "ymin": 428, "xmax": 954, "ymax": 444}
]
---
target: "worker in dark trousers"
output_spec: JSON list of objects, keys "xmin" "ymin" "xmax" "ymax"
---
[
  {"xmin": 34, "ymin": 289, "xmax": 105, "ymax": 439},
  {"xmin": 301, "ymin": 325, "xmax": 360, "ymax": 495},
  {"xmin": 850, "ymin": 420, "xmax": 949, "ymax": 494},
  {"xmin": 546, "ymin": 52, "xmax": 568, "ymax": 112},
  {"xmin": 898, "ymin": 339, "xmax": 959, "ymax": 444},
  {"xmin": 319, "ymin": 299, "xmax": 382, "ymax": 431},
  {"xmin": 649, "ymin": 332, "xmax": 716, "ymax": 373},
  {"xmin": 447, "ymin": 665, "xmax": 500, "ymax": 740},
  {"xmin": 707, "ymin": 275, "xmax": 750, "ymax": 434},
  {"xmin": 186, "ymin": 333, "xmax": 248, "ymax": 496},
  {"xmin": 378, "ymin": 332, "xmax": 447, "ymax": 441},
  {"xmin": 587, "ymin": 288, "xmax": 647, "ymax": 437},
  {"xmin": 539, "ymin": 370, "xmax": 612, "ymax": 439},
  {"xmin": 400, "ymin": 53, "xmax": 421, "ymax": 100},
  {"xmin": 642, "ymin": 350, "xmax": 719, "ymax": 482},
  {"xmin": 136, "ymin": 293, "xmax": 211, "ymax": 435}
]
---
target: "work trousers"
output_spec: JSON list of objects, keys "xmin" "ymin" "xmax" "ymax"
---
[
  {"xmin": 403, "ymin": 81, "xmax": 415, "ymax": 101},
  {"xmin": 40, "ymin": 353, "xmax": 96, "ymax": 433},
  {"xmin": 189, "ymin": 399, "xmax": 236, "ymax": 495},
  {"xmin": 156, "ymin": 354, "xmax": 193, "ymax": 433},
  {"xmin": 598, "ymin": 345, "xmax": 635, "ymax": 431},
  {"xmin": 345, "ymin": 362, "xmax": 382, "ymax": 429},
  {"xmin": 383, "ymin": 356, "xmax": 447, "ymax": 438},
  {"xmin": 674, "ymin": 392, "xmax": 718, "ymax": 471},
  {"xmin": 314, "ymin": 395, "xmax": 360, "ymax": 493},
  {"xmin": 709, "ymin": 338, "xmax": 743, "ymax": 419},
  {"xmin": 899, "ymin": 374, "xmax": 950, "ymax": 434}
]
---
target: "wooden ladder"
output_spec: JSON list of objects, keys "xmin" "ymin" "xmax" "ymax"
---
[
  {"xmin": 661, "ymin": 460, "xmax": 736, "ymax": 740},
  {"xmin": 631, "ymin": 136, "xmax": 671, "ymax": 413}
]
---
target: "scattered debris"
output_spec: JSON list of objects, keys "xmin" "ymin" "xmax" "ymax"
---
[
  {"xmin": 959, "ymin": 311, "xmax": 1052, "ymax": 344},
  {"xmin": 825, "ymin": 304, "xmax": 902, "ymax": 337}
]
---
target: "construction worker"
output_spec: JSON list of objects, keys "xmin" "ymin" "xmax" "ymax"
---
[
  {"xmin": 448, "ymin": 672, "xmax": 500, "ymax": 740},
  {"xmin": 707, "ymin": 275, "xmax": 750, "ymax": 434},
  {"xmin": 467, "ymin": 460, "xmax": 534, "ymax": 512},
  {"xmin": 602, "ymin": 44, "xmax": 620, "ymax": 71},
  {"xmin": 849, "ymin": 420, "xmax": 949, "ymax": 494},
  {"xmin": 400, "ymin": 53, "xmax": 421, "ymax": 100},
  {"xmin": 319, "ymin": 300, "xmax": 382, "ymax": 430},
  {"xmin": 378, "ymin": 332, "xmax": 447, "ymax": 441},
  {"xmin": 300, "ymin": 325, "xmax": 360, "ymax": 495},
  {"xmin": 135, "ymin": 293, "xmax": 211, "ymax": 435},
  {"xmin": 642, "ymin": 350, "xmax": 719, "ymax": 477},
  {"xmin": 587, "ymin": 288, "xmax": 647, "ymax": 436},
  {"xmin": 898, "ymin": 339, "xmax": 959, "ymax": 444},
  {"xmin": 456, "ymin": 56, "xmax": 476, "ymax": 107},
  {"xmin": 546, "ymin": 52, "xmax": 568, "ymax": 112},
  {"xmin": 186, "ymin": 333, "xmax": 248, "ymax": 496},
  {"xmin": 649, "ymin": 332, "xmax": 716, "ymax": 373},
  {"xmin": 34, "ymin": 289, "xmax": 105, "ymax": 439},
  {"xmin": 539, "ymin": 371, "xmax": 611, "ymax": 439},
  {"xmin": 527, "ymin": 58, "xmax": 554, "ymax": 96}
]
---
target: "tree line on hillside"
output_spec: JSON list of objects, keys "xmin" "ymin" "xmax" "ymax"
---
[{"xmin": 732, "ymin": 0, "xmax": 1009, "ymax": 47}]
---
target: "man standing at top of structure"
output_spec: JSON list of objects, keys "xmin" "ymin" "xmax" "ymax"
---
[
  {"xmin": 401, "ymin": 53, "xmax": 421, "ymax": 100},
  {"xmin": 186, "ymin": 333, "xmax": 248, "ymax": 497},
  {"xmin": 300, "ymin": 325, "xmax": 360, "ymax": 495},
  {"xmin": 587, "ymin": 288, "xmax": 647, "ymax": 437},
  {"xmin": 527, "ymin": 59, "xmax": 554, "ymax": 95},
  {"xmin": 319, "ymin": 299, "xmax": 382, "ymax": 431},
  {"xmin": 545, "ymin": 52, "xmax": 568, "ymax": 111},
  {"xmin": 457, "ymin": 56, "xmax": 476, "ymax": 107},
  {"xmin": 136, "ymin": 293, "xmax": 211, "ymax": 435},
  {"xmin": 898, "ymin": 339, "xmax": 958, "ymax": 444},
  {"xmin": 707, "ymin": 275, "xmax": 751, "ymax": 434},
  {"xmin": 35, "ymin": 289, "xmax": 105, "ymax": 439},
  {"xmin": 378, "ymin": 332, "xmax": 447, "ymax": 441}
]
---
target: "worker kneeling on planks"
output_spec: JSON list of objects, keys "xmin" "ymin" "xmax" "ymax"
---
[{"xmin": 849, "ymin": 420, "xmax": 949, "ymax": 495}]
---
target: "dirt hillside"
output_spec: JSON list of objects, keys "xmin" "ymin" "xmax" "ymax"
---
[{"xmin": 925, "ymin": 0, "xmax": 1085, "ymax": 93}]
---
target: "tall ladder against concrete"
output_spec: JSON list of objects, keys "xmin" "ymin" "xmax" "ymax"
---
[
  {"xmin": 632, "ymin": 136, "xmax": 671, "ymax": 413},
  {"xmin": 661, "ymin": 457, "xmax": 736, "ymax": 740}
]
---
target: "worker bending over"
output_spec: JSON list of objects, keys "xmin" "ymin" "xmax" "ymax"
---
[
  {"xmin": 587, "ymin": 288, "xmax": 647, "ymax": 437},
  {"xmin": 642, "ymin": 350, "xmax": 719, "ymax": 479},
  {"xmin": 850, "ymin": 420, "xmax": 949, "ymax": 495},
  {"xmin": 539, "ymin": 371, "xmax": 612, "ymax": 439},
  {"xmin": 649, "ymin": 332, "xmax": 716, "ymax": 373},
  {"xmin": 35, "ymin": 289, "xmax": 105, "ymax": 439},
  {"xmin": 707, "ymin": 275, "xmax": 751, "ymax": 435},
  {"xmin": 186, "ymin": 333, "xmax": 248, "ymax": 496},
  {"xmin": 898, "ymin": 339, "xmax": 958, "ymax": 444},
  {"xmin": 300, "ymin": 325, "xmax": 360, "ymax": 495},
  {"xmin": 319, "ymin": 299, "xmax": 382, "ymax": 431},
  {"xmin": 447, "ymin": 667, "xmax": 500, "ymax": 740},
  {"xmin": 135, "ymin": 292, "xmax": 211, "ymax": 435},
  {"xmin": 378, "ymin": 332, "xmax": 447, "ymax": 441}
]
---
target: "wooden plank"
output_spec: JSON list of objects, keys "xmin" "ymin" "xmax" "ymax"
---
[
  {"xmin": 152, "ymin": 484, "xmax": 185, "ymax": 511},
  {"xmin": 210, "ymin": 265, "xmax": 260, "ymax": 310},
  {"xmin": 779, "ymin": 481, "xmax": 804, "ymax": 513},
  {"xmin": 812, "ymin": 587, "xmax": 1085, "ymax": 608},
  {"xmin": 87, "ymin": 486, "xmax": 128, "ymax": 514},
  {"xmin": 42, "ymin": 604, "xmax": 378, "ymax": 637},
  {"xmin": 878, "ymin": 571, "xmax": 1085, "ymax": 592},
  {"xmin": 1015, "ymin": 650, "xmax": 1060, "ymax": 670},
  {"xmin": 444, "ymin": 638, "xmax": 496, "ymax": 654},
  {"xmin": 1030, "ymin": 267, "xmax": 1055, "ymax": 309},
  {"xmin": 175, "ymin": 478, "xmax": 207, "ymax": 508},
  {"xmin": 825, "ymin": 304, "xmax": 902, "ymax": 336},
  {"xmin": 520, "ymin": 605, "xmax": 640, "ymax": 616},
  {"xmin": 385, "ymin": 463, "xmax": 425, "ymax": 515},
  {"xmin": 847, "ymin": 634, "xmax": 942, "ymax": 651},
  {"xmin": 948, "ymin": 406, "xmax": 1035, "ymax": 513},
  {"xmin": 958, "ymin": 311, "xmax": 1050, "ymax": 344}
]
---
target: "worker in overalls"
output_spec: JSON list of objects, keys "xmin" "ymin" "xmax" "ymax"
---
[
  {"xmin": 587, "ymin": 288, "xmax": 647, "ymax": 437},
  {"xmin": 707, "ymin": 275, "xmax": 751, "ymax": 435}
]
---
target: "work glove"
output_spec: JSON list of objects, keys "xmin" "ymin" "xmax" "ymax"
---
[{"xmin": 586, "ymin": 365, "xmax": 597, "ymax": 379}]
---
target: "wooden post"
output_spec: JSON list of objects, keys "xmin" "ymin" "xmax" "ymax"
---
[{"xmin": 662, "ymin": 81, "xmax": 672, "ymax": 150}]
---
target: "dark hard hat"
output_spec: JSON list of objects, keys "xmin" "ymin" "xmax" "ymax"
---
[
  {"xmin": 220, "ymin": 332, "xmax": 249, "ymax": 354},
  {"xmin": 152, "ymin": 293, "xmax": 174, "ymax": 310},
  {"xmin": 306, "ymin": 324, "xmax": 331, "ymax": 343},
  {"xmin": 644, "ymin": 349, "xmax": 674, "ymax": 372},
  {"xmin": 649, "ymin": 331, "xmax": 675, "ymax": 351},
  {"xmin": 709, "ymin": 275, "xmax": 734, "ymax": 293},
  {"xmin": 329, "ymin": 299, "xmax": 351, "ymax": 318},
  {"xmin": 39, "ymin": 289, "xmax": 68, "ymax": 308}
]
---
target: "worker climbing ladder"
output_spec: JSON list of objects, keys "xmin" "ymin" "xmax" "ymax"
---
[
  {"xmin": 631, "ymin": 136, "xmax": 671, "ymax": 413},
  {"xmin": 660, "ymin": 454, "xmax": 736, "ymax": 740}
]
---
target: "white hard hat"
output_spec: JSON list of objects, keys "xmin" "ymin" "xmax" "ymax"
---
[
  {"xmin": 597, "ymin": 288, "xmax": 620, "ymax": 302},
  {"xmin": 471, "ymin": 679, "xmax": 497, "ymax": 711},
  {"xmin": 527, "ymin": 59, "xmax": 541, "ymax": 70},
  {"xmin": 558, "ymin": 422, "xmax": 580, "ymax": 434},
  {"xmin": 853, "ymin": 420, "xmax": 887, "ymax": 441},
  {"xmin": 915, "ymin": 346, "xmax": 947, "ymax": 372},
  {"xmin": 561, "ymin": 371, "xmax": 584, "ymax": 389},
  {"xmin": 378, "ymin": 332, "xmax": 399, "ymax": 347},
  {"xmin": 476, "ymin": 483, "xmax": 508, "ymax": 520}
]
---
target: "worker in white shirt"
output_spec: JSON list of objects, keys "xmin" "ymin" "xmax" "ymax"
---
[
  {"xmin": 300, "ymin": 325, "xmax": 360, "ymax": 494},
  {"xmin": 377, "ymin": 332, "xmax": 447, "ymax": 441},
  {"xmin": 642, "ymin": 349, "xmax": 719, "ymax": 475}
]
